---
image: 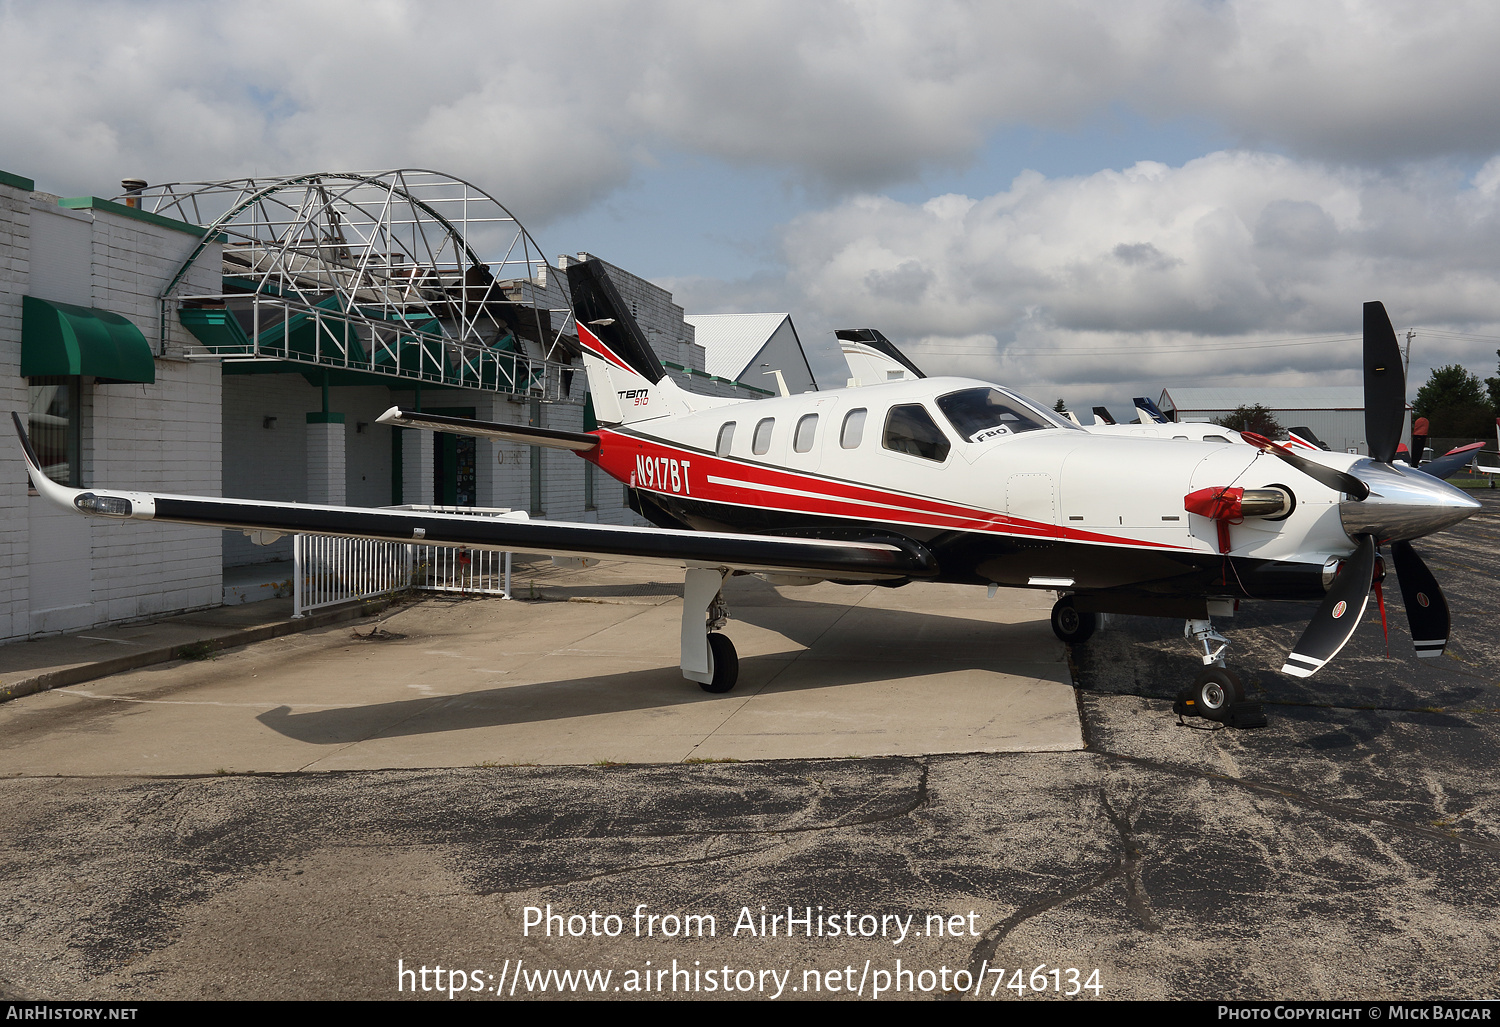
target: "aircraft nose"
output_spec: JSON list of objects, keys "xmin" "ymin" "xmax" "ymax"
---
[{"xmin": 1339, "ymin": 459, "xmax": 1483, "ymax": 542}]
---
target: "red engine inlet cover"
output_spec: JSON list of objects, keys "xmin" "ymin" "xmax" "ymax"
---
[{"xmin": 1184, "ymin": 487, "xmax": 1244, "ymax": 554}]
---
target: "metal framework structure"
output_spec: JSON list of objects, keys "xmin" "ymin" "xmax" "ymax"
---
[{"xmin": 133, "ymin": 170, "xmax": 580, "ymax": 401}]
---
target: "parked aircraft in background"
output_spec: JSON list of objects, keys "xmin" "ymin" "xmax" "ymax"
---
[{"xmin": 17, "ymin": 261, "xmax": 1482, "ymax": 727}]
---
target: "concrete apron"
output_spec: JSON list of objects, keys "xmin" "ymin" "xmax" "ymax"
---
[{"xmin": 0, "ymin": 566, "xmax": 1083, "ymax": 775}]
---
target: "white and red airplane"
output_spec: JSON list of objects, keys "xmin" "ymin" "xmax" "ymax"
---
[{"xmin": 16, "ymin": 259, "xmax": 1482, "ymax": 725}]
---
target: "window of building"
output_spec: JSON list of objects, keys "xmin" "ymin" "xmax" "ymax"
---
[
  {"xmin": 752, "ymin": 417, "xmax": 774, "ymax": 455},
  {"xmin": 27, "ymin": 377, "xmax": 81, "ymax": 487},
  {"xmin": 529, "ymin": 399, "xmax": 544, "ymax": 515},
  {"xmin": 841, "ymin": 408, "xmax": 867, "ymax": 449},
  {"xmin": 883, "ymin": 404, "xmax": 950, "ymax": 463},
  {"xmin": 585, "ymin": 460, "xmax": 596, "ymax": 511},
  {"xmin": 794, "ymin": 414, "xmax": 818, "ymax": 453},
  {"xmin": 716, "ymin": 421, "xmax": 736, "ymax": 457}
]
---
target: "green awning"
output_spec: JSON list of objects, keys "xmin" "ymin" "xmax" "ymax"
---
[{"xmin": 22, "ymin": 296, "xmax": 155, "ymax": 383}]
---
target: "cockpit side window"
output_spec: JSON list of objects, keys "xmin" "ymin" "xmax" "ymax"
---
[
  {"xmin": 716, "ymin": 422, "xmax": 735, "ymax": 457},
  {"xmin": 883, "ymin": 405, "xmax": 950, "ymax": 462},
  {"xmin": 936, "ymin": 387, "xmax": 1071, "ymax": 442}
]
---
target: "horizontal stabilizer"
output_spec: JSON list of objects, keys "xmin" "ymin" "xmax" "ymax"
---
[{"xmin": 376, "ymin": 407, "xmax": 598, "ymax": 451}]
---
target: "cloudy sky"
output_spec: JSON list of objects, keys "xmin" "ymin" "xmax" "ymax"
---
[{"xmin": 6, "ymin": 0, "xmax": 1500, "ymax": 411}]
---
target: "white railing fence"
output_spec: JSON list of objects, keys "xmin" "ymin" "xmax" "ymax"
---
[{"xmin": 292, "ymin": 506, "xmax": 528, "ymax": 617}]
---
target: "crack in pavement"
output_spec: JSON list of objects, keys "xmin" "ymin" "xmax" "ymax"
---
[
  {"xmin": 945, "ymin": 784, "xmax": 1160, "ymax": 1001},
  {"xmin": 474, "ymin": 842, "xmax": 781, "ymax": 895},
  {"xmin": 949, "ymin": 863, "xmax": 1128, "ymax": 1001},
  {"xmin": 1090, "ymin": 748, "xmax": 1500, "ymax": 855}
]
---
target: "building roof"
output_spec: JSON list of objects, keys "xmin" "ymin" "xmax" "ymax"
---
[
  {"xmin": 1160, "ymin": 386, "xmax": 1372, "ymax": 412},
  {"xmin": 684, "ymin": 312, "xmax": 791, "ymax": 380}
]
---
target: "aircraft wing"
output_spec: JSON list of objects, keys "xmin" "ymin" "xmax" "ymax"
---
[{"xmin": 15, "ymin": 414, "xmax": 932, "ymax": 582}]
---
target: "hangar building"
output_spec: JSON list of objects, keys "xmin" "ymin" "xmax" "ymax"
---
[{"xmin": 1159, "ymin": 386, "xmax": 1412, "ymax": 455}]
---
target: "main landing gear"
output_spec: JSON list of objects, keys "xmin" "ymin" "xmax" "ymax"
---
[
  {"xmin": 1049, "ymin": 595, "xmax": 1097, "ymax": 644},
  {"xmin": 1049, "ymin": 595, "xmax": 1266, "ymax": 729},
  {"xmin": 682, "ymin": 567, "xmax": 738, "ymax": 694}
]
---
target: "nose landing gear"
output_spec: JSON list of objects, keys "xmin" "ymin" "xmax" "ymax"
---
[
  {"xmin": 1050, "ymin": 595, "xmax": 1266, "ymax": 729},
  {"xmin": 1173, "ymin": 619, "xmax": 1267, "ymax": 729}
]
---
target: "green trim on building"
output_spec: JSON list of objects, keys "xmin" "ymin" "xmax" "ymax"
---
[
  {"xmin": 22, "ymin": 296, "xmax": 156, "ymax": 383},
  {"xmin": 306, "ymin": 412, "xmax": 346, "ymax": 424},
  {"xmin": 57, "ymin": 196, "xmax": 227, "ymax": 241},
  {"xmin": 0, "ymin": 169, "xmax": 35, "ymax": 192}
]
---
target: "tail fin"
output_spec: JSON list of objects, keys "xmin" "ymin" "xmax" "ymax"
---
[
  {"xmin": 1133, "ymin": 396, "xmax": 1169, "ymax": 424},
  {"xmin": 565, "ymin": 258, "xmax": 674, "ymax": 425}
]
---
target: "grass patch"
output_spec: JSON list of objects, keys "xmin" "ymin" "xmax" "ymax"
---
[{"xmin": 175, "ymin": 640, "xmax": 222, "ymax": 661}]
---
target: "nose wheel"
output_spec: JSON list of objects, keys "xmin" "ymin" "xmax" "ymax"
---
[{"xmin": 1177, "ymin": 667, "xmax": 1244, "ymax": 722}]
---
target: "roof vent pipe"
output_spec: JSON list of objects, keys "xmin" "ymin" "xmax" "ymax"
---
[{"xmin": 120, "ymin": 178, "xmax": 147, "ymax": 208}]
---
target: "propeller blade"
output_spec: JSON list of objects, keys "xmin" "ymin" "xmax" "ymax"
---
[
  {"xmin": 1364, "ymin": 301, "xmax": 1406, "ymax": 464},
  {"xmin": 1389, "ymin": 539, "xmax": 1450, "ymax": 658},
  {"xmin": 1240, "ymin": 431, "xmax": 1371, "ymax": 500},
  {"xmin": 1282, "ymin": 534, "xmax": 1376, "ymax": 678}
]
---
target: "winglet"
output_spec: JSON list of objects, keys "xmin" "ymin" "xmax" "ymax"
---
[
  {"xmin": 14, "ymin": 411, "xmax": 156, "ymax": 519},
  {"xmin": 13, "ymin": 411, "xmax": 79, "ymax": 510}
]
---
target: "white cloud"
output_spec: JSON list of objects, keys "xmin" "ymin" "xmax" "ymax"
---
[
  {"xmin": 8, "ymin": 0, "xmax": 1500, "ymax": 222},
  {"xmin": 7, "ymin": 1, "xmax": 1500, "ymax": 407},
  {"xmin": 671, "ymin": 150, "xmax": 1500, "ymax": 404}
]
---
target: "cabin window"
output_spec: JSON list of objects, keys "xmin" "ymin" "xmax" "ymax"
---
[
  {"xmin": 752, "ymin": 417, "xmax": 774, "ymax": 455},
  {"xmin": 794, "ymin": 414, "xmax": 818, "ymax": 453},
  {"xmin": 716, "ymin": 421, "xmax": 735, "ymax": 457},
  {"xmin": 841, "ymin": 408, "xmax": 867, "ymax": 449},
  {"xmin": 883, "ymin": 405, "xmax": 950, "ymax": 463}
]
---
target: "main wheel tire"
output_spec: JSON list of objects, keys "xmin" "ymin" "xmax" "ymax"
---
[
  {"xmin": 699, "ymin": 633, "xmax": 739, "ymax": 694},
  {"xmin": 1190, "ymin": 668, "xmax": 1244, "ymax": 722},
  {"xmin": 1050, "ymin": 597, "xmax": 1098, "ymax": 644}
]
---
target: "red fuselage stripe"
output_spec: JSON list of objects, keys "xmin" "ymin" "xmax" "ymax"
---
[
  {"xmin": 578, "ymin": 323, "xmax": 638, "ymax": 374},
  {"xmin": 594, "ymin": 427, "xmax": 1186, "ymax": 551}
]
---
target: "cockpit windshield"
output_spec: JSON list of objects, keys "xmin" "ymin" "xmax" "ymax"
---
[{"xmin": 935, "ymin": 387, "xmax": 1079, "ymax": 442}]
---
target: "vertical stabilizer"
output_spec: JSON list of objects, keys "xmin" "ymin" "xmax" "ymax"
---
[
  {"xmin": 566, "ymin": 259, "xmax": 666, "ymax": 382},
  {"xmin": 566, "ymin": 258, "xmax": 680, "ymax": 426}
]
